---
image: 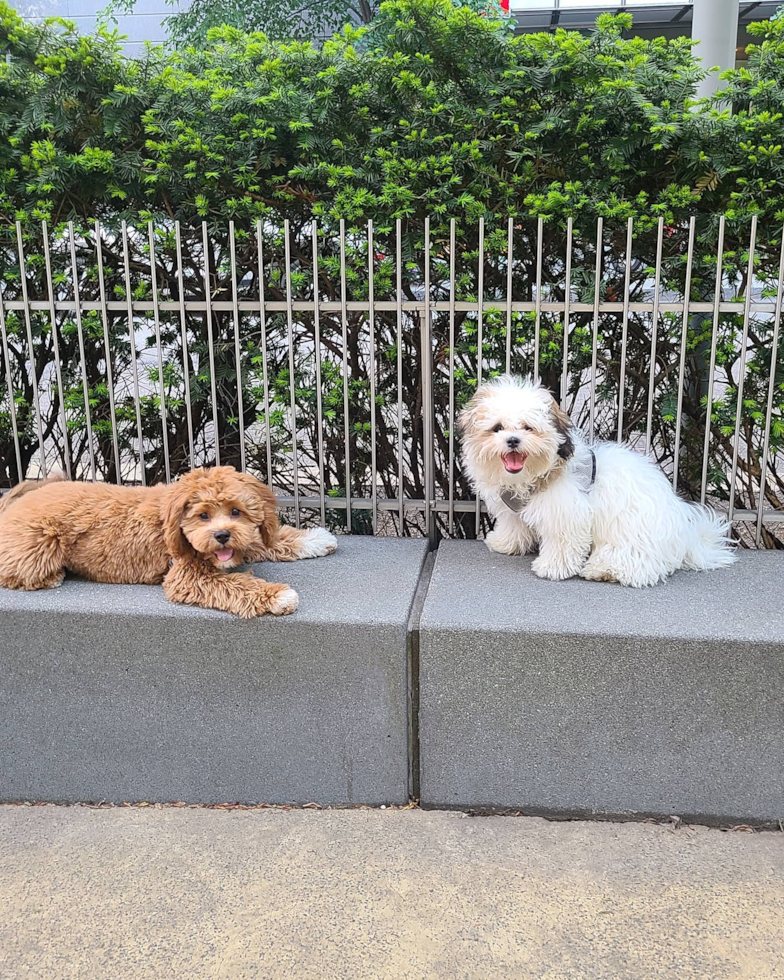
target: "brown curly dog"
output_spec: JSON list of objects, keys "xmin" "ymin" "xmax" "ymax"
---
[{"xmin": 0, "ymin": 467, "xmax": 337, "ymax": 617}]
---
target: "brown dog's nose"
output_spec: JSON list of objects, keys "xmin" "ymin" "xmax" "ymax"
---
[{"xmin": 214, "ymin": 530, "xmax": 231, "ymax": 545}]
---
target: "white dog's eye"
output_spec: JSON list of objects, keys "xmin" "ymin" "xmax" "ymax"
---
[
  {"xmin": 199, "ymin": 512, "xmax": 209, "ymax": 521},
  {"xmin": 522, "ymin": 424, "xmax": 532, "ymax": 431},
  {"xmin": 491, "ymin": 423, "xmax": 504, "ymax": 433},
  {"xmin": 231, "ymin": 508, "xmax": 241, "ymax": 517}
]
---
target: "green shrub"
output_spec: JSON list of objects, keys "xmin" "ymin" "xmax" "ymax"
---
[{"xmin": 0, "ymin": 0, "xmax": 782, "ymax": 539}]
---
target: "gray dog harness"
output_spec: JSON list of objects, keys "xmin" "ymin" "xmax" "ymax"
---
[{"xmin": 500, "ymin": 448, "xmax": 596, "ymax": 514}]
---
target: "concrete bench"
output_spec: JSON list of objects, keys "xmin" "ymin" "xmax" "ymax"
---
[
  {"xmin": 3, "ymin": 530, "xmax": 783, "ymax": 823},
  {"xmin": 418, "ymin": 542, "xmax": 784, "ymax": 824},
  {"xmin": 0, "ymin": 537, "xmax": 427, "ymax": 806}
]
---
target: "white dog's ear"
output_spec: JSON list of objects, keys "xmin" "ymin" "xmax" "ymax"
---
[
  {"xmin": 549, "ymin": 398, "xmax": 575, "ymax": 461},
  {"xmin": 457, "ymin": 396, "xmax": 480, "ymax": 436}
]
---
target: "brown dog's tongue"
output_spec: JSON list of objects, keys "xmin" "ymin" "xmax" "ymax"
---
[
  {"xmin": 502, "ymin": 452, "xmax": 526, "ymax": 473},
  {"xmin": 216, "ymin": 548, "xmax": 234, "ymax": 562}
]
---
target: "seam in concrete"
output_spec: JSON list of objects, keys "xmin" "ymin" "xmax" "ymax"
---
[
  {"xmin": 421, "ymin": 802, "xmax": 784, "ymax": 831},
  {"xmin": 406, "ymin": 550, "xmax": 436, "ymax": 802},
  {"xmin": 4, "ymin": 800, "xmax": 782, "ymax": 832}
]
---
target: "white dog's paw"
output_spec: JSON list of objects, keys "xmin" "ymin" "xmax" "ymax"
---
[
  {"xmin": 268, "ymin": 587, "xmax": 300, "ymax": 616},
  {"xmin": 486, "ymin": 529, "xmax": 527, "ymax": 556},
  {"xmin": 580, "ymin": 562, "xmax": 619, "ymax": 584},
  {"xmin": 297, "ymin": 527, "xmax": 338, "ymax": 559},
  {"xmin": 531, "ymin": 555, "xmax": 581, "ymax": 582}
]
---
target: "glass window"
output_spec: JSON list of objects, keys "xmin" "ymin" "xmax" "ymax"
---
[{"xmin": 509, "ymin": 0, "xmax": 696, "ymax": 7}]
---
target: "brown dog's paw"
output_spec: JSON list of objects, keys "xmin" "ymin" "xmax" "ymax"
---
[
  {"xmin": 295, "ymin": 528, "xmax": 337, "ymax": 559},
  {"xmin": 267, "ymin": 586, "xmax": 299, "ymax": 616}
]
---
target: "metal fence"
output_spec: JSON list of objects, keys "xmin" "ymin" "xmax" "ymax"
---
[{"xmin": 1, "ymin": 214, "xmax": 782, "ymax": 545}]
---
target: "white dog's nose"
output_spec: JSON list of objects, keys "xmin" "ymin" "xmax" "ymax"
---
[{"xmin": 506, "ymin": 435, "xmax": 521, "ymax": 449}]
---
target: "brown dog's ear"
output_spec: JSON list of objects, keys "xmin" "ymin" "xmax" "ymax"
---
[
  {"xmin": 236, "ymin": 472, "xmax": 280, "ymax": 547},
  {"xmin": 161, "ymin": 480, "xmax": 196, "ymax": 559},
  {"xmin": 550, "ymin": 398, "xmax": 575, "ymax": 461}
]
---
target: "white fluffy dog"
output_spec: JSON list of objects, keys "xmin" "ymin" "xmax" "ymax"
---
[{"xmin": 458, "ymin": 375, "xmax": 735, "ymax": 587}]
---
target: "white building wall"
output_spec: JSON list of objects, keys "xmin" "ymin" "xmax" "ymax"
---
[{"xmin": 15, "ymin": 0, "xmax": 187, "ymax": 56}]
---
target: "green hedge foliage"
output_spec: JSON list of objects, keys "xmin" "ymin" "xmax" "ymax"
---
[{"xmin": 1, "ymin": 0, "xmax": 782, "ymax": 538}]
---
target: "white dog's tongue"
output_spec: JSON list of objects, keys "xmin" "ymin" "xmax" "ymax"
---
[
  {"xmin": 216, "ymin": 548, "xmax": 234, "ymax": 563},
  {"xmin": 502, "ymin": 452, "xmax": 526, "ymax": 473}
]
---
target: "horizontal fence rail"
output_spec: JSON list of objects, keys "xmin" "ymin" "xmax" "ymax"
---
[{"xmin": 1, "ymin": 214, "xmax": 783, "ymax": 546}]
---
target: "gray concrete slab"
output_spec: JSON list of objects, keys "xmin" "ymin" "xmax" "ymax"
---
[
  {"xmin": 419, "ymin": 543, "xmax": 784, "ymax": 822},
  {"xmin": 1, "ymin": 805, "xmax": 783, "ymax": 980},
  {"xmin": 0, "ymin": 537, "xmax": 427, "ymax": 805}
]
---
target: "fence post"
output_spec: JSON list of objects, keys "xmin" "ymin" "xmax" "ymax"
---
[
  {"xmin": 420, "ymin": 302, "xmax": 436, "ymax": 548},
  {"xmin": 421, "ymin": 217, "xmax": 437, "ymax": 548}
]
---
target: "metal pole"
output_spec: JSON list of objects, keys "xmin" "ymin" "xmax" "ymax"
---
[
  {"xmin": 421, "ymin": 218, "xmax": 435, "ymax": 547},
  {"xmin": 692, "ymin": 0, "xmax": 739, "ymax": 101}
]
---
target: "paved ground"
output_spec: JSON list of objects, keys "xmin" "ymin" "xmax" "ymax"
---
[{"xmin": 1, "ymin": 806, "xmax": 782, "ymax": 980}]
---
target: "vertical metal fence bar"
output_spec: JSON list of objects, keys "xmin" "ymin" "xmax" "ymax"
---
[
  {"xmin": 201, "ymin": 221, "xmax": 221, "ymax": 467},
  {"xmin": 534, "ymin": 216, "xmax": 543, "ymax": 383},
  {"xmin": 645, "ymin": 217, "xmax": 665, "ymax": 455},
  {"xmin": 340, "ymin": 219, "xmax": 352, "ymax": 532},
  {"xmin": 94, "ymin": 221, "xmax": 121, "ymax": 483},
  {"xmin": 477, "ymin": 217, "xmax": 485, "ymax": 383},
  {"xmin": 423, "ymin": 217, "xmax": 435, "ymax": 544},
  {"xmin": 560, "ymin": 216, "xmax": 573, "ymax": 407},
  {"xmin": 617, "ymin": 217, "xmax": 633, "ymax": 444},
  {"xmin": 756, "ymin": 225, "xmax": 784, "ymax": 544},
  {"xmin": 121, "ymin": 221, "xmax": 146, "ymax": 484},
  {"xmin": 283, "ymin": 219, "xmax": 300, "ymax": 526},
  {"xmin": 672, "ymin": 216, "xmax": 697, "ymax": 488},
  {"xmin": 41, "ymin": 222, "xmax": 72, "ymax": 480},
  {"xmin": 68, "ymin": 222, "xmax": 96, "ymax": 482},
  {"xmin": 728, "ymin": 215, "xmax": 758, "ymax": 522},
  {"xmin": 475, "ymin": 217, "xmax": 485, "ymax": 536},
  {"xmin": 589, "ymin": 217, "xmax": 603, "ymax": 437},
  {"xmin": 700, "ymin": 216, "xmax": 726, "ymax": 505},
  {"xmin": 0, "ymin": 289, "xmax": 23, "ymax": 481},
  {"xmin": 256, "ymin": 221, "xmax": 273, "ymax": 487},
  {"xmin": 229, "ymin": 221, "xmax": 247, "ymax": 472},
  {"xmin": 147, "ymin": 222, "xmax": 171, "ymax": 483},
  {"xmin": 505, "ymin": 216, "xmax": 513, "ymax": 375},
  {"xmin": 368, "ymin": 219, "xmax": 378, "ymax": 534},
  {"xmin": 15, "ymin": 222, "xmax": 47, "ymax": 477},
  {"xmin": 174, "ymin": 221, "xmax": 195, "ymax": 471},
  {"xmin": 312, "ymin": 221, "xmax": 326, "ymax": 527},
  {"xmin": 448, "ymin": 217, "xmax": 456, "ymax": 536},
  {"xmin": 396, "ymin": 218, "xmax": 404, "ymax": 531}
]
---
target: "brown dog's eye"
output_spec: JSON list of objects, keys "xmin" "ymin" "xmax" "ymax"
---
[
  {"xmin": 231, "ymin": 508, "xmax": 241, "ymax": 517},
  {"xmin": 491, "ymin": 423, "xmax": 503, "ymax": 433},
  {"xmin": 199, "ymin": 512, "xmax": 209, "ymax": 521}
]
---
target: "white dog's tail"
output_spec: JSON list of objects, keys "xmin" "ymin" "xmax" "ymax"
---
[{"xmin": 681, "ymin": 503, "xmax": 736, "ymax": 571}]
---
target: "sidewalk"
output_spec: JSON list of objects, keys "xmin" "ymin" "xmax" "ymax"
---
[{"xmin": 1, "ymin": 805, "xmax": 782, "ymax": 979}]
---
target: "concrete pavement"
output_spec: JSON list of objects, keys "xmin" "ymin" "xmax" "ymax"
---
[{"xmin": 1, "ymin": 806, "xmax": 783, "ymax": 979}]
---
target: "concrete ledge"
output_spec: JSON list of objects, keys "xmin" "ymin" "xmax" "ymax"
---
[
  {"xmin": 418, "ymin": 542, "xmax": 784, "ymax": 823},
  {"xmin": 0, "ymin": 538, "xmax": 427, "ymax": 805}
]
